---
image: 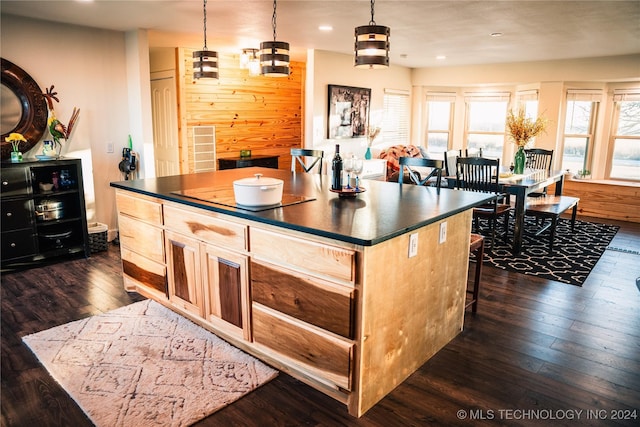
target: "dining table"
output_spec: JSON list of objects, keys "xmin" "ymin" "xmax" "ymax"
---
[
  {"xmin": 445, "ymin": 168, "xmax": 567, "ymax": 254},
  {"xmin": 497, "ymin": 168, "xmax": 567, "ymax": 253}
]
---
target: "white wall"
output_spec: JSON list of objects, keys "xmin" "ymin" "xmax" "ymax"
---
[
  {"xmin": 1, "ymin": 15, "xmax": 152, "ymax": 241},
  {"xmin": 305, "ymin": 49, "xmax": 412, "ymax": 158}
]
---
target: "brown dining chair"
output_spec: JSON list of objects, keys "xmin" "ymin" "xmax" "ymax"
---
[
  {"xmin": 398, "ymin": 157, "xmax": 443, "ymax": 192},
  {"xmin": 455, "ymin": 156, "xmax": 513, "ymax": 249},
  {"xmin": 290, "ymin": 148, "xmax": 324, "ymax": 174},
  {"xmin": 525, "ymin": 148, "xmax": 554, "ymax": 197}
]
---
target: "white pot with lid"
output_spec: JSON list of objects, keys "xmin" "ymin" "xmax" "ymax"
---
[{"xmin": 233, "ymin": 173, "xmax": 284, "ymax": 206}]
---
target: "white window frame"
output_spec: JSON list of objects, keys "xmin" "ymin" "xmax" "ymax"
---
[
  {"xmin": 463, "ymin": 92, "xmax": 510, "ymax": 162},
  {"xmin": 606, "ymin": 89, "xmax": 640, "ymax": 181},
  {"xmin": 561, "ymin": 89, "xmax": 602, "ymax": 174},
  {"xmin": 424, "ymin": 92, "xmax": 455, "ymax": 157}
]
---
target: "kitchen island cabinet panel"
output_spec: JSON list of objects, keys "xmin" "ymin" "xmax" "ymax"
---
[
  {"xmin": 115, "ymin": 191, "xmax": 162, "ymax": 225},
  {"xmin": 166, "ymin": 230, "xmax": 203, "ymax": 317},
  {"xmin": 253, "ymin": 303, "xmax": 354, "ymax": 391},
  {"xmin": 121, "ymin": 247, "xmax": 167, "ymax": 299},
  {"xmin": 118, "ymin": 214, "xmax": 164, "ymax": 264},
  {"xmin": 164, "ymin": 203, "xmax": 247, "ymax": 251},
  {"xmin": 250, "ymin": 227, "xmax": 355, "ymax": 283},
  {"xmin": 202, "ymin": 242, "xmax": 250, "ymax": 341},
  {"xmin": 251, "ymin": 260, "xmax": 355, "ymax": 339}
]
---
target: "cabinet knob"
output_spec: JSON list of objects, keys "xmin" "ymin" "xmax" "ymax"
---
[
  {"xmin": 2, "ymin": 181, "xmax": 8, "ymax": 186},
  {"xmin": 6, "ymin": 212, "xmax": 12, "ymax": 217},
  {"xmin": 10, "ymin": 243, "xmax": 16, "ymax": 248}
]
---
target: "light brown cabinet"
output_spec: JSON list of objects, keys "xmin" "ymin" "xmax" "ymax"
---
[
  {"xmin": 165, "ymin": 229, "xmax": 203, "ymax": 317},
  {"xmin": 115, "ymin": 190, "xmax": 167, "ymax": 299}
]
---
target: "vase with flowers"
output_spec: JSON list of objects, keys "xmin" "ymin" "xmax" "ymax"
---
[
  {"xmin": 6, "ymin": 133, "xmax": 26, "ymax": 162},
  {"xmin": 506, "ymin": 108, "xmax": 547, "ymax": 174},
  {"xmin": 366, "ymin": 126, "xmax": 381, "ymax": 160}
]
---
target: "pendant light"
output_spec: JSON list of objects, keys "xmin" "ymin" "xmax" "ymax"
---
[
  {"xmin": 354, "ymin": 0, "xmax": 390, "ymax": 69},
  {"xmin": 193, "ymin": 0, "xmax": 219, "ymax": 79},
  {"xmin": 240, "ymin": 48, "xmax": 261, "ymax": 76},
  {"xmin": 260, "ymin": 0, "xmax": 290, "ymax": 77}
]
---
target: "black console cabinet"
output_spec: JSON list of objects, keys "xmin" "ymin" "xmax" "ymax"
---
[
  {"xmin": 218, "ymin": 155, "xmax": 279, "ymax": 170},
  {"xmin": 1, "ymin": 158, "xmax": 90, "ymax": 271}
]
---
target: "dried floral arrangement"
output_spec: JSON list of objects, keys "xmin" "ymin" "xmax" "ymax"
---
[{"xmin": 506, "ymin": 108, "xmax": 547, "ymax": 147}]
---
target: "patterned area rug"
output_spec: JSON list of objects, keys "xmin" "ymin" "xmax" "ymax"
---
[
  {"xmin": 478, "ymin": 217, "xmax": 619, "ymax": 286},
  {"xmin": 22, "ymin": 300, "xmax": 277, "ymax": 427}
]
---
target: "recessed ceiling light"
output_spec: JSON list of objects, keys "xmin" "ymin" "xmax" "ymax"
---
[
  {"xmin": 490, "ymin": 32, "xmax": 503, "ymax": 37},
  {"xmin": 436, "ymin": 55, "xmax": 446, "ymax": 60},
  {"xmin": 318, "ymin": 25, "xmax": 333, "ymax": 31}
]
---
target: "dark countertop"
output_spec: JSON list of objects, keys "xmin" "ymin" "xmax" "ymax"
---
[{"xmin": 110, "ymin": 167, "xmax": 493, "ymax": 246}]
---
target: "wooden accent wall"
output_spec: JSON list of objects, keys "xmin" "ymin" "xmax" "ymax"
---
[
  {"xmin": 178, "ymin": 49, "xmax": 304, "ymax": 173},
  {"xmin": 563, "ymin": 179, "xmax": 640, "ymax": 223}
]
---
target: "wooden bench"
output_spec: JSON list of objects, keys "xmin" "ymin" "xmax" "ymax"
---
[{"xmin": 525, "ymin": 196, "xmax": 580, "ymax": 252}]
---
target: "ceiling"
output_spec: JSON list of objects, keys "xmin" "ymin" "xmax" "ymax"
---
[{"xmin": 2, "ymin": 0, "xmax": 639, "ymax": 69}]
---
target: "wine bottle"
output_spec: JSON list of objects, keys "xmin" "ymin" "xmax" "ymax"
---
[{"xmin": 332, "ymin": 144, "xmax": 343, "ymax": 190}]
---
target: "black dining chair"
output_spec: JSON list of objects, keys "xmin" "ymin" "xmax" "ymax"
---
[
  {"xmin": 455, "ymin": 156, "xmax": 513, "ymax": 249},
  {"xmin": 524, "ymin": 148, "xmax": 554, "ymax": 197},
  {"xmin": 290, "ymin": 148, "xmax": 324, "ymax": 174},
  {"xmin": 398, "ymin": 157, "xmax": 443, "ymax": 193}
]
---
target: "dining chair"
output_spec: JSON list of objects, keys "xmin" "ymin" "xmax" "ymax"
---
[
  {"xmin": 465, "ymin": 147, "xmax": 483, "ymax": 157},
  {"xmin": 290, "ymin": 148, "xmax": 324, "ymax": 174},
  {"xmin": 398, "ymin": 157, "xmax": 443, "ymax": 193},
  {"xmin": 525, "ymin": 195, "xmax": 580, "ymax": 253},
  {"xmin": 443, "ymin": 149, "xmax": 461, "ymax": 177},
  {"xmin": 524, "ymin": 148, "xmax": 554, "ymax": 197},
  {"xmin": 455, "ymin": 156, "xmax": 513, "ymax": 249}
]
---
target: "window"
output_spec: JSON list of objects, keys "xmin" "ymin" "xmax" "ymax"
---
[
  {"xmin": 424, "ymin": 92, "xmax": 455, "ymax": 159},
  {"xmin": 516, "ymin": 89, "xmax": 539, "ymax": 120},
  {"xmin": 561, "ymin": 89, "xmax": 601, "ymax": 173},
  {"xmin": 382, "ymin": 89, "xmax": 410, "ymax": 146},
  {"xmin": 464, "ymin": 92, "xmax": 510, "ymax": 161},
  {"xmin": 609, "ymin": 90, "xmax": 640, "ymax": 180}
]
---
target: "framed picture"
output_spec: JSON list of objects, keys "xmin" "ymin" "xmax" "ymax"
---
[{"xmin": 327, "ymin": 84, "xmax": 371, "ymax": 139}]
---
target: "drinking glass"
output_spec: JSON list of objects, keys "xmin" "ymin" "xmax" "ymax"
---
[
  {"xmin": 343, "ymin": 156, "xmax": 354, "ymax": 189},
  {"xmin": 352, "ymin": 158, "xmax": 364, "ymax": 190}
]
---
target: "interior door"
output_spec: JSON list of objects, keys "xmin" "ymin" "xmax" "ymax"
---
[{"xmin": 151, "ymin": 70, "xmax": 179, "ymax": 177}]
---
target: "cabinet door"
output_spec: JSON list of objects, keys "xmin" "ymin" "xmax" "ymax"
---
[
  {"xmin": 202, "ymin": 243, "xmax": 250, "ymax": 341},
  {"xmin": 165, "ymin": 230, "xmax": 203, "ymax": 318}
]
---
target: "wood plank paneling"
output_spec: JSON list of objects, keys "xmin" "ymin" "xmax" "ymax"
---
[
  {"xmin": 563, "ymin": 179, "xmax": 640, "ymax": 223},
  {"xmin": 180, "ymin": 50, "xmax": 304, "ymax": 173}
]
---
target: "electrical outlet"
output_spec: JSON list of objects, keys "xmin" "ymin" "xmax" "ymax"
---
[
  {"xmin": 439, "ymin": 221, "xmax": 447, "ymax": 244},
  {"xmin": 408, "ymin": 233, "xmax": 418, "ymax": 258},
  {"xmin": 107, "ymin": 141, "xmax": 114, "ymax": 153}
]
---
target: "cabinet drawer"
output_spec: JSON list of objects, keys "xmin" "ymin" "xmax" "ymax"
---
[
  {"xmin": 250, "ymin": 228, "xmax": 355, "ymax": 283},
  {"xmin": 121, "ymin": 247, "xmax": 167, "ymax": 298},
  {"xmin": 2, "ymin": 230, "xmax": 37, "ymax": 260},
  {"xmin": 115, "ymin": 190, "xmax": 162, "ymax": 225},
  {"xmin": 1, "ymin": 198, "xmax": 35, "ymax": 230},
  {"xmin": 118, "ymin": 214, "xmax": 165, "ymax": 263},
  {"xmin": 164, "ymin": 204, "xmax": 247, "ymax": 251},
  {"xmin": 251, "ymin": 261, "xmax": 355, "ymax": 339},
  {"xmin": 253, "ymin": 303, "xmax": 353, "ymax": 390},
  {"xmin": 1, "ymin": 167, "xmax": 31, "ymax": 196}
]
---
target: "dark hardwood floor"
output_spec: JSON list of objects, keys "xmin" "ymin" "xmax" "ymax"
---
[{"xmin": 2, "ymin": 217, "xmax": 639, "ymax": 426}]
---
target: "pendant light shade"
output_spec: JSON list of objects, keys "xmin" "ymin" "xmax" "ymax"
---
[
  {"xmin": 260, "ymin": 0, "xmax": 290, "ymax": 77},
  {"xmin": 355, "ymin": 0, "xmax": 390, "ymax": 69},
  {"xmin": 240, "ymin": 48, "xmax": 261, "ymax": 76},
  {"xmin": 193, "ymin": 0, "xmax": 218, "ymax": 79}
]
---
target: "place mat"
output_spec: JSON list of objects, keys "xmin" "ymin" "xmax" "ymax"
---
[
  {"xmin": 475, "ymin": 217, "xmax": 619, "ymax": 286},
  {"xmin": 23, "ymin": 300, "xmax": 277, "ymax": 427}
]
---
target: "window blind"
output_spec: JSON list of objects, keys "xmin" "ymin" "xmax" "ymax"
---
[
  {"xmin": 566, "ymin": 89, "xmax": 603, "ymax": 102},
  {"xmin": 383, "ymin": 89, "xmax": 410, "ymax": 146},
  {"xmin": 516, "ymin": 89, "xmax": 539, "ymax": 101},
  {"xmin": 613, "ymin": 89, "xmax": 640, "ymax": 102},
  {"xmin": 426, "ymin": 92, "xmax": 456, "ymax": 102}
]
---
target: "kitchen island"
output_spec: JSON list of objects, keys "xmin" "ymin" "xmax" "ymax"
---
[{"xmin": 110, "ymin": 167, "xmax": 492, "ymax": 417}]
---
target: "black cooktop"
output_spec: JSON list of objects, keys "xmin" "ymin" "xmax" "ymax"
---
[{"xmin": 172, "ymin": 188, "xmax": 315, "ymax": 212}]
